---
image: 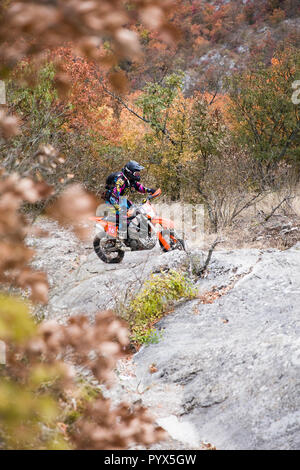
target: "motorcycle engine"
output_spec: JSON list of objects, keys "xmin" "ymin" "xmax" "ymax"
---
[{"xmin": 128, "ymin": 215, "xmax": 156, "ymax": 251}]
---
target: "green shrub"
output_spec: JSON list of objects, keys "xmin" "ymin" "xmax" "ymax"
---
[
  {"xmin": 131, "ymin": 327, "xmax": 163, "ymax": 346},
  {"xmin": 126, "ymin": 270, "xmax": 196, "ymax": 345}
]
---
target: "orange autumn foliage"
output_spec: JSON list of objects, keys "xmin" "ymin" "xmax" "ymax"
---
[{"xmin": 51, "ymin": 47, "xmax": 120, "ymax": 145}]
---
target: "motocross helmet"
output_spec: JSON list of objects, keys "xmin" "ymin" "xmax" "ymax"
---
[{"xmin": 122, "ymin": 160, "xmax": 145, "ymax": 183}]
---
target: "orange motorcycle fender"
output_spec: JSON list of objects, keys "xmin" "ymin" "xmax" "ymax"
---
[
  {"xmin": 105, "ymin": 222, "xmax": 118, "ymax": 238},
  {"xmin": 90, "ymin": 217, "xmax": 118, "ymax": 238}
]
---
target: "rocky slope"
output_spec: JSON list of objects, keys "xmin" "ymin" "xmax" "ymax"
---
[
  {"xmin": 134, "ymin": 244, "xmax": 300, "ymax": 450},
  {"xmin": 28, "ymin": 219, "xmax": 300, "ymax": 450},
  {"xmin": 28, "ymin": 219, "xmax": 190, "ymax": 321}
]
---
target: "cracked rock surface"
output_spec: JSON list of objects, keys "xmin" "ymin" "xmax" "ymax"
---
[
  {"xmin": 134, "ymin": 244, "xmax": 300, "ymax": 450},
  {"xmin": 29, "ymin": 220, "xmax": 300, "ymax": 449}
]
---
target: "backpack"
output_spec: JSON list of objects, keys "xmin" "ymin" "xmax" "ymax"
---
[{"xmin": 105, "ymin": 171, "xmax": 123, "ymax": 190}]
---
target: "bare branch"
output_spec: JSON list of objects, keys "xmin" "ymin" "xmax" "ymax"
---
[
  {"xmin": 264, "ymin": 195, "xmax": 295, "ymax": 222},
  {"xmin": 100, "ymin": 81, "xmax": 178, "ymax": 146},
  {"xmin": 197, "ymin": 238, "xmax": 224, "ymax": 277}
]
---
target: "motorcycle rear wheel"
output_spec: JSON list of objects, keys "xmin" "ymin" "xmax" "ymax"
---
[{"xmin": 93, "ymin": 232, "xmax": 125, "ymax": 264}]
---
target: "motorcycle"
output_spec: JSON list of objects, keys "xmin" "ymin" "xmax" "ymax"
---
[{"xmin": 91, "ymin": 188, "xmax": 185, "ymax": 264}]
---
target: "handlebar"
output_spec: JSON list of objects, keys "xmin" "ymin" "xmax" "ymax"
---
[
  {"xmin": 147, "ymin": 188, "xmax": 162, "ymax": 201},
  {"xmin": 127, "ymin": 188, "xmax": 162, "ymax": 218}
]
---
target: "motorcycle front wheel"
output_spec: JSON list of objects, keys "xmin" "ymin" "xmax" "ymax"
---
[
  {"xmin": 93, "ymin": 232, "xmax": 125, "ymax": 264},
  {"xmin": 159, "ymin": 229, "xmax": 185, "ymax": 253}
]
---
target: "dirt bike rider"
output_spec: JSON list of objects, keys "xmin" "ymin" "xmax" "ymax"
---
[{"xmin": 104, "ymin": 160, "xmax": 156, "ymax": 242}]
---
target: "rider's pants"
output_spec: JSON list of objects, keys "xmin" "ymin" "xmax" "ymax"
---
[{"xmin": 105, "ymin": 197, "xmax": 132, "ymax": 239}]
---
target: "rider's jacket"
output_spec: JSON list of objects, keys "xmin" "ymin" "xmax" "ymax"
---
[{"xmin": 105, "ymin": 172, "xmax": 150, "ymax": 211}]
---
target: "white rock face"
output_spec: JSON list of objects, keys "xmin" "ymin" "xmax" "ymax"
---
[
  {"xmin": 134, "ymin": 246, "xmax": 300, "ymax": 450},
  {"xmin": 156, "ymin": 416, "xmax": 201, "ymax": 448},
  {"xmin": 29, "ymin": 220, "xmax": 300, "ymax": 449}
]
